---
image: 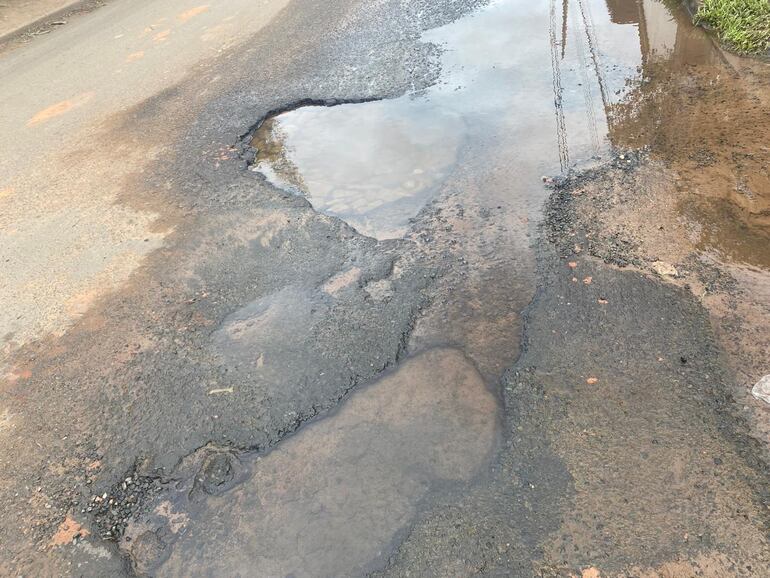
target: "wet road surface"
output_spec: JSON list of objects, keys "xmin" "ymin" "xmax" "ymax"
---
[
  {"xmin": 146, "ymin": 349, "xmax": 498, "ymax": 577},
  {"xmin": 0, "ymin": 0, "xmax": 769, "ymax": 576}
]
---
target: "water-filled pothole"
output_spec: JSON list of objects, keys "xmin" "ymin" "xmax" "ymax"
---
[
  {"xmin": 250, "ymin": 101, "xmax": 463, "ymax": 239},
  {"xmin": 249, "ymin": 0, "xmax": 644, "ymax": 240}
]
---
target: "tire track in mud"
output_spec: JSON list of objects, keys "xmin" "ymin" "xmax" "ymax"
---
[{"xmin": 549, "ymin": 0, "xmax": 571, "ymax": 173}]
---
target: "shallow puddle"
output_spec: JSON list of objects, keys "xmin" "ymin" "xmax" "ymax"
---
[
  {"xmin": 687, "ymin": 199, "xmax": 770, "ymax": 270},
  {"xmin": 128, "ymin": 349, "xmax": 498, "ymax": 576}
]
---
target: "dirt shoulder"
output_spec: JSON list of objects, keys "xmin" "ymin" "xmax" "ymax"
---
[{"xmin": 549, "ymin": 48, "xmax": 770, "ymax": 455}]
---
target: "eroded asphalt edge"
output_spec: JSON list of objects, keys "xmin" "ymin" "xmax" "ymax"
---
[{"xmin": 0, "ymin": 0, "xmax": 108, "ymax": 54}]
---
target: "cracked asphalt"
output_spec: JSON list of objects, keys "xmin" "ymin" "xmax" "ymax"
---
[{"xmin": 0, "ymin": 0, "xmax": 768, "ymax": 576}]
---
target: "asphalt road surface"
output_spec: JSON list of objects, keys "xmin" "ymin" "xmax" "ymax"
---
[{"xmin": 1, "ymin": 0, "xmax": 769, "ymax": 576}]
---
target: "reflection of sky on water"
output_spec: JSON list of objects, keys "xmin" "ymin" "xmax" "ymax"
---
[
  {"xmin": 259, "ymin": 100, "xmax": 463, "ymax": 239},
  {"xmin": 253, "ymin": 0, "xmax": 698, "ymax": 239}
]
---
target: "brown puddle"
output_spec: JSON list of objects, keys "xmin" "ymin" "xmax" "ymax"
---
[
  {"xmin": 606, "ymin": 0, "xmax": 770, "ymax": 271},
  {"xmin": 127, "ymin": 349, "xmax": 499, "ymax": 576},
  {"xmin": 685, "ymin": 199, "xmax": 770, "ymax": 270}
]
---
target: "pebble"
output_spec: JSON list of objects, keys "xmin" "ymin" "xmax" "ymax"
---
[
  {"xmin": 88, "ymin": 471, "xmax": 162, "ymax": 541},
  {"xmin": 751, "ymin": 375, "xmax": 770, "ymax": 405},
  {"xmin": 652, "ymin": 260, "xmax": 678, "ymax": 277}
]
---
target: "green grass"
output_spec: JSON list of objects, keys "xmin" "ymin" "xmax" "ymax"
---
[{"xmin": 695, "ymin": 0, "xmax": 770, "ymax": 54}]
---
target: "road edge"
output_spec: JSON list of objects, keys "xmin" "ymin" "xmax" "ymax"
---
[{"xmin": 0, "ymin": 0, "xmax": 108, "ymax": 52}]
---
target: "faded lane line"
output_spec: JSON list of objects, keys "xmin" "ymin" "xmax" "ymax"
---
[
  {"xmin": 26, "ymin": 92, "xmax": 94, "ymax": 127},
  {"xmin": 126, "ymin": 51, "xmax": 145, "ymax": 63},
  {"xmin": 153, "ymin": 29, "xmax": 171, "ymax": 43},
  {"xmin": 178, "ymin": 5, "xmax": 210, "ymax": 22},
  {"xmin": 140, "ymin": 18, "xmax": 168, "ymax": 37}
]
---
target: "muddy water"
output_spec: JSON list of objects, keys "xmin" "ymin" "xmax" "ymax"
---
[
  {"xmin": 606, "ymin": 0, "xmax": 770, "ymax": 272},
  {"xmin": 686, "ymin": 199, "xmax": 770, "ymax": 270},
  {"xmin": 140, "ymin": 0, "xmax": 716, "ymax": 575}
]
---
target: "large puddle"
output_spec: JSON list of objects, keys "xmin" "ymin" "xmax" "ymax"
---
[
  {"xmin": 130, "ymin": 0, "xmax": 744, "ymax": 575},
  {"xmin": 250, "ymin": 0, "xmax": 645, "ymax": 240}
]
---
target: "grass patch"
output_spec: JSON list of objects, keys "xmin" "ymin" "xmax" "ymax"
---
[{"xmin": 695, "ymin": 0, "xmax": 770, "ymax": 54}]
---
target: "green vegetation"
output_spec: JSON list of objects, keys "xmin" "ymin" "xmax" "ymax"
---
[{"xmin": 696, "ymin": 0, "xmax": 770, "ymax": 54}]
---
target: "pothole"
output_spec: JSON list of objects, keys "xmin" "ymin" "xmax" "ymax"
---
[
  {"xmin": 246, "ymin": 0, "xmax": 645, "ymax": 241},
  {"xmin": 249, "ymin": 98, "xmax": 463, "ymax": 240}
]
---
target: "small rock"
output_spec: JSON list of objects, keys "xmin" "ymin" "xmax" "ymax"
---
[
  {"xmin": 751, "ymin": 375, "xmax": 770, "ymax": 405},
  {"xmin": 652, "ymin": 260, "xmax": 677, "ymax": 277}
]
